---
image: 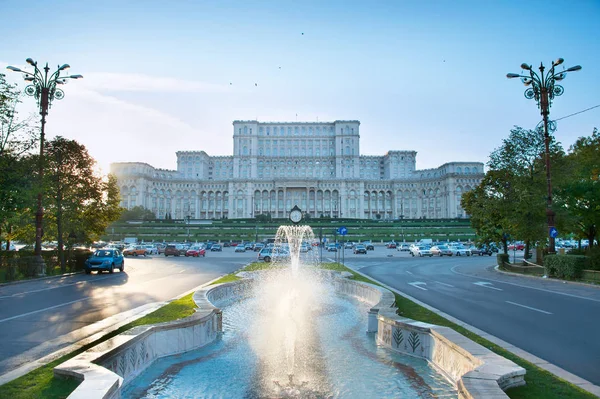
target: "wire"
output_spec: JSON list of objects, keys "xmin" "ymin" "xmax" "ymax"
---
[{"xmin": 554, "ymin": 104, "xmax": 600, "ymax": 121}]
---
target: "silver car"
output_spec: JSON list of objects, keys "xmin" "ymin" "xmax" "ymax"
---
[
  {"xmin": 430, "ymin": 245, "xmax": 453, "ymax": 256},
  {"xmin": 449, "ymin": 246, "xmax": 472, "ymax": 256},
  {"xmin": 410, "ymin": 245, "xmax": 433, "ymax": 257}
]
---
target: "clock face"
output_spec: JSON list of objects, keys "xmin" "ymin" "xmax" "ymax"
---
[{"xmin": 290, "ymin": 210, "xmax": 302, "ymax": 223}]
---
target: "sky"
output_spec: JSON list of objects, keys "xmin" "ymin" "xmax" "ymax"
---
[{"xmin": 1, "ymin": 0, "xmax": 599, "ymax": 175}]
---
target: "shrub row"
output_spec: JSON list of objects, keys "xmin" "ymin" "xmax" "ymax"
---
[
  {"xmin": 0, "ymin": 249, "xmax": 92, "ymax": 282},
  {"xmin": 544, "ymin": 255, "xmax": 588, "ymax": 279}
]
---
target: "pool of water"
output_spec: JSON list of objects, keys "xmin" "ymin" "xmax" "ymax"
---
[{"xmin": 123, "ymin": 282, "xmax": 457, "ymax": 399}]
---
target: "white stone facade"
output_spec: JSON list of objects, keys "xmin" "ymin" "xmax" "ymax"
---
[{"xmin": 110, "ymin": 120, "xmax": 483, "ymax": 220}]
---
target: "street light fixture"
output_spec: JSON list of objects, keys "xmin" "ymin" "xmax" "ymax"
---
[
  {"xmin": 507, "ymin": 58, "xmax": 581, "ymax": 254},
  {"xmin": 6, "ymin": 59, "xmax": 82, "ymax": 275}
]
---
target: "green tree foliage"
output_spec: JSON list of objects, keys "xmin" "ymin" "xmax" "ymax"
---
[
  {"xmin": 555, "ymin": 128, "xmax": 600, "ymax": 247},
  {"xmin": 0, "ymin": 74, "xmax": 37, "ymax": 249},
  {"xmin": 119, "ymin": 205, "xmax": 156, "ymax": 221},
  {"xmin": 44, "ymin": 137, "xmax": 123, "ymax": 271},
  {"xmin": 464, "ymin": 126, "xmax": 563, "ymax": 254},
  {"xmin": 461, "ymin": 171, "xmax": 512, "ymax": 253}
]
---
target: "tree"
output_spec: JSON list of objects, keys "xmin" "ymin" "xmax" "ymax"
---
[
  {"xmin": 0, "ymin": 74, "xmax": 38, "ymax": 251},
  {"xmin": 555, "ymin": 128, "xmax": 600, "ymax": 248},
  {"xmin": 44, "ymin": 137, "xmax": 123, "ymax": 271},
  {"xmin": 461, "ymin": 170, "xmax": 512, "ymax": 253},
  {"xmin": 487, "ymin": 126, "xmax": 563, "ymax": 255}
]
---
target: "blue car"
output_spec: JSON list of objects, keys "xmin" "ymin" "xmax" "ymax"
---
[{"xmin": 85, "ymin": 249, "xmax": 125, "ymax": 274}]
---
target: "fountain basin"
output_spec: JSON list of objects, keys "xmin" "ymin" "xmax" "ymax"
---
[{"xmin": 54, "ymin": 272, "xmax": 524, "ymax": 398}]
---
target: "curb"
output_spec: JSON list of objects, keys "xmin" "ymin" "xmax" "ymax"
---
[
  {"xmin": 348, "ymin": 265, "xmax": 600, "ymax": 397},
  {"xmin": 493, "ymin": 265, "xmax": 600, "ymax": 289},
  {"xmin": 0, "ymin": 273, "xmax": 229, "ymax": 387},
  {"xmin": 0, "ymin": 270, "xmax": 84, "ymax": 287}
]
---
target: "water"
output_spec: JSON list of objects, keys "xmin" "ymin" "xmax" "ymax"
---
[
  {"xmin": 123, "ymin": 273, "xmax": 457, "ymax": 398},
  {"xmin": 122, "ymin": 226, "xmax": 457, "ymax": 398}
]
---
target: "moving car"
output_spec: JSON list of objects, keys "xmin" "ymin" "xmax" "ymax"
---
[
  {"xmin": 476, "ymin": 245, "xmax": 494, "ymax": 256},
  {"xmin": 234, "ymin": 246, "xmax": 246, "ymax": 253},
  {"xmin": 365, "ymin": 243, "xmax": 375, "ymax": 251},
  {"xmin": 185, "ymin": 247, "xmax": 206, "ymax": 257},
  {"xmin": 353, "ymin": 244, "xmax": 367, "ymax": 254},
  {"xmin": 430, "ymin": 245, "xmax": 453, "ymax": 256},
  {"xmin": 211, "ymin": 244, "xmax": 222, "ymax": 252},
  {"xmin": 326, "ymin": 244, "xmax": 338, "ymax": 252},
  {"xmin": 85, "ymin": 249, "xmax": 124, "ymax": 274},
  {"xmin": 386, "ymin": 242, "xmax": 397, "ymax": 249},
  {"xmin": 410, "ymin": 246, "xmax": 433, "ymax": 257},
  {"xmin": 123, "ymin": 245, "xmax": 147, "ymax": 257}
]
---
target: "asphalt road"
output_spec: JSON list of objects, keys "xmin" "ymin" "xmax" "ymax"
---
[
  {"xmin": 335, "ymin": 247, "xmax": 600, "ymax": 385},
  {"xmin": 0, "ymin": 249, "xmax": 259, "ymax": 377}
]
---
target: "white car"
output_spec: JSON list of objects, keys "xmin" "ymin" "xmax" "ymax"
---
[
  {"xmin": 449, "ymin": 246, "xmax": 471, "ymax": 256},
  {"xmin": 410, "ymin": 246, "xmax": 433, "ymax": 257},
  {"xmin": 143, "ymin": 245, "xmax": 158, "ymax": 255}
]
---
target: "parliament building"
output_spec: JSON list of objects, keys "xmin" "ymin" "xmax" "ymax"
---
[{"xmin": 110, "ymin": 120, "xmax": 483, "ymax": 220}]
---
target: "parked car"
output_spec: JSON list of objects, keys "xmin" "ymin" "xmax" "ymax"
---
[
  {"xmin": 410, "ymin": 245, "xmax": 433, "ymax": 257},
  {"xmin": 143, "ymin": 245, "xmax": 158, "ymax": 255},
  {"xmin": 185, "ymin": 247, "xmax": 206, "ymax": 257},
  {"xmin": 397, "ymin": 243, "xmax": 411, "ymax": 252},
  {"xmin": 222, "ymin": 242, "xmax": 231, "ymax": 247},
  {"xmin": 254, "ymin": 243, "xmax": 265, "ymax": 252},
  {"xmin": 430, "ymin": 245, "xmax": 453, "ymax": 256},
  {"xmin": 344, "ymin": 242, "xmax": 354, "ymax": 249},
  {"xmin": 386, "ymin": 242, "xmax": 397, "ymax": 249},
  {"xmin": 257, "ymin": 247, "xmax": 290, "ymax": 262},
  {"xmin": 449, "ymin": 245, "xmax": 472, "ymax": 256},
  {"xmin": 234, "ymin": 246, "xmax": 246, "ymax": 253},
  {"xmin": 365, "ymin": 243, "xmax": 375, "ymax": 251},
  {"xmin": 507, "ymin": 243, "xmax": 525, "ymax": 251},
  {"xmin": 353, "ymin": 245, "xmax": 367, "ymax": 254},
  {"xmin": 85, "ymin": 249, "xmax": 124, "ymax": 274},
  {"xmin": 326, "ymin": 244, "xmax": 338, "ymax": 252},
  {"xmin": 164, "ymin": 244, "xmax": 185, "ymax": 257},
  {"xmin": 211, "ymin": 244, "xmax": 222, "ymax": 252},
  {"xmin": 123, "ymin": 245, "xmax": 147, "ymax": 257}
]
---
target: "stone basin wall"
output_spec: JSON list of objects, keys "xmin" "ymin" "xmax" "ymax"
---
[
  {"xmin": 54, "ymin": 272, "xmax": 524, "ymax": 399},
  {"xmin": 54, "ymin": 280, "xmax": 253, "ymax": 399},
  {"xmin": 335, "ymin": 277, "xmax": 526, "ymax": 399}
]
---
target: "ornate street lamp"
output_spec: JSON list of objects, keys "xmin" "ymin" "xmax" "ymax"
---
[
  {"xmin": 6, "ymin": 59, "xmax": 82, "ymax": 274},
  {"xmin": 507, "ymin": 58, "xmax": 581, "ymax": 254}
]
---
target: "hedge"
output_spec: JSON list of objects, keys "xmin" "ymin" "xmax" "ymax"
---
[{"xmin": 544, "ymin": 254, "xmax": 588, "ymax": 279}]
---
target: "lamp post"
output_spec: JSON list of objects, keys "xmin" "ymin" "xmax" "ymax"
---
[
  {"xmin": 185, "ymin": 215, "xmax": 191, "ymax": 240},
  {"xmin": 507, "ymin": 58, "xmax": 581, "ymax": 254},
  {"xmin": 6, "ymin": 59, "xmax": 82, "ymax": 275}
]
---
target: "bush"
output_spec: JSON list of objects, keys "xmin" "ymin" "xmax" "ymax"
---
[
  {"xmin": 585, "ymin": 246, "xmax": 600, "ymax": 271},
  {"xmin": 544, "ymin": 254, "xmax": 587, "ymax": 279},
  {"xmin": 496, "ymin": 253, "xmax": 509, "ymax": 266}
]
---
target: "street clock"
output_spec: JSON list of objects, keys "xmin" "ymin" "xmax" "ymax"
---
[{"xmin": 289, "ymin": 205, "xmax": 303, "ymax": 224}]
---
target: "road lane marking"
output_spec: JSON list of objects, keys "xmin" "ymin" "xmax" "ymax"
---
[
  {"xmin": 0, "ymin": 298, "xmax": 93, "ymax": 324},
  {"xmin": 0, "ymin": 275, "xmax": 116, "ymax": 299},
  {"xmin": 450, "ymin": 265, "xmax": 600, "ymax": 303},
  {"xmin": 408, "ymin": 282, "xmax": 428, "ymax": 291},
  {"xmin": 406, "ymin": 271, "xmax": 413, "ymax": 275},
  {"xmin": 435, "ymin": 281, "xmax": 454, "ymax": 287},
  {"xmin": 473, "ymin": 281, "xmax": 503, "ymax": 291},
  {"xmin": 506, "ymin": 301, "xmax": 552, "ymax": 315}
]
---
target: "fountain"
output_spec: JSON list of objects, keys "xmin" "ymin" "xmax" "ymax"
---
[
  {"xmin": 120, "ymin": 223, "xmax": 457, "ymax": 398},
  {"xmin": 56, "ymin": 220, "xmax": 525, "ymax": 398}
]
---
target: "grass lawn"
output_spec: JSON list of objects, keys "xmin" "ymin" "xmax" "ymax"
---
[
  {"xmin": 316, "ymin": 262, "xmax": 596, "ymax": 399},
  {"xmin": 0, "ymin": 293, "xmax": 198, "ymax": 399}
]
